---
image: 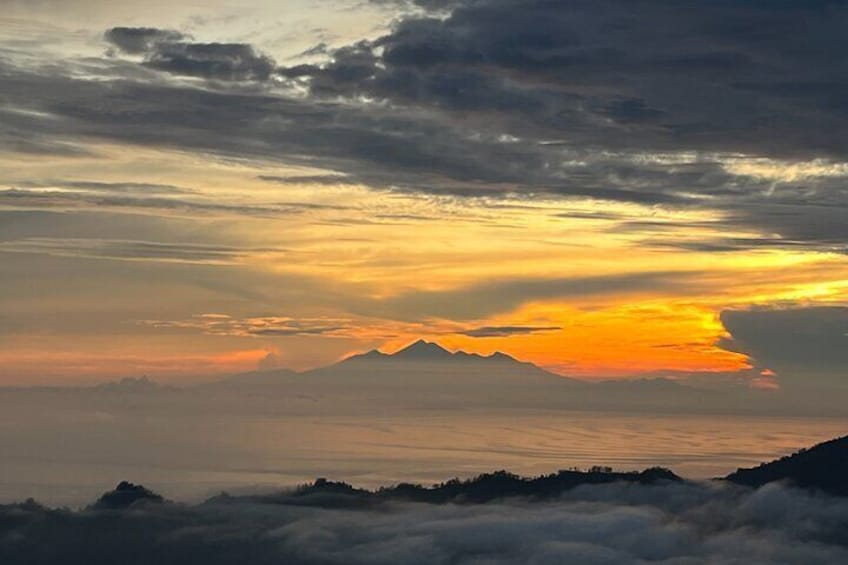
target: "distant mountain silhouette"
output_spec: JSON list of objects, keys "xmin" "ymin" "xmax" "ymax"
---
[
  {"xmin": 47, "ymin": 431, "xmax": 848, "ymax": 516},
  {"xmin": 725, "ymin": 435, "xmax": 848, "ymax": 495},
  {"xmin": 342, "ymin": 339, "xmax": 536, "ymax": 367},
  {"xmin": 203, "ymin": 340, "xmax": 552, "ymax": 392},
  {"xmin": 204, "ymin": 467, "xmax": 682, "ymax": 508},
  {"xmin": 90, "ymin": 481, "xmax": 166, "ymax": 510},
  {"xmin": 94, "ymin": 376, "xmax": 174, "ymax": 393},
  {"xmin": 187, "ymin": 339, "xmax": 745, "ymax": 413},
  {"xmin": 388, "ymin": 339, "xmax": 455, "ymax": 360},
  {"xmin": 190, "ymin": 340, "xmax": 579, "ymax": 412},
  {"xmin": 301, "ymin": 467, "xmax": 681, "ymax": 505},
  {"xmin": 0, "ymin": 336, "xmax": 753, "ymax": 415},
  {"xmin": 45, "ymin": 431, "xmax": 848, "ymax": 513},
  {"xmin": 81, "ymin": 429, "xmax": 848, "ymax": 512},
  {"xmin": 300, "ymin": 339, "xmax": 581, "ymax": 407}
]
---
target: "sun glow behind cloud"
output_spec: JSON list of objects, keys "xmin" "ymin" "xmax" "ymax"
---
[{"xmin": 4, "ymin": 143, "xmax": 846, "ymax": 382}]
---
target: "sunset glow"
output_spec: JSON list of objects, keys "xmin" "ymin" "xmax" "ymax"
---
[{"xmin": 1, "ymin": 0, "xmax": 847, "ymax": 391}]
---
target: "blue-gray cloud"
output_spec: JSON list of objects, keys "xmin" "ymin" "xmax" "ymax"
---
[
  {"xmin": 457, "ymin": 325, "xmax": 562, "ymax": 338},
  {"xmin": 105, "ymin": 27, "xmax": 276, "ymax": 81},
  {"xmin": 3, "ymin": 2, "xmax": 848, "ymax": 253},
  {"xmin": 367, "ymin": 271, "xmax": 705, "ymax": 320},
  {"xmin": 720, "ymin": 306, "xmax": 848, "ymax": 391}
]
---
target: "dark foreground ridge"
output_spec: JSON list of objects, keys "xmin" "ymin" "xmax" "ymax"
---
[
  {"xmin": 213, "ymin": 466, "xmax": 682, "ymax": 508},
  {"xmin": 10, "ymin": 432, "xmax": 848, "ymax": 513},
  {"xmin": 725, "ymin": 434, "xmax": 848, "ymax": 496},
  {"xmin": 90, "ymin": 433, "xmax": 844, "ymax": 508},
  {"xmin": 90, "ymin": 481, "xmax": 166, "ymax": 510},
  {"xmin": 3, "ymin": 441, "xmax": 848, "ymax": 565}
]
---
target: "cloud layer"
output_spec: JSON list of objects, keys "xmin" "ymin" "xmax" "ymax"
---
[
  {"xmin": 105, "ymin": 27, "xmax": 276, "ymax": 81},
  {"xmin": 4, "ymin": 1, "xmax": 848, "ymax": 252},
  {"xmin": 2, "ymin": 482, "xmax": 848, "ymax": 564},
  {"xmin": 720, "ymin": 306, "xmax": 848, "ymax": 391}
]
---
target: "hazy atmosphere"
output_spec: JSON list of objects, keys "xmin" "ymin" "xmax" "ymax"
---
[{"xmin": 1, "ymin": 1, "xmax": 847, "ymax": 563}]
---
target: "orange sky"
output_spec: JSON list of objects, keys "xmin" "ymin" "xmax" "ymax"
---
[
  {"xmin": 3, "ymin": 146, "xmax": 847, "ymax": 384},
  {"xmin": 2, "ymin": 3, "xmax": 848, "ymax": 386}
]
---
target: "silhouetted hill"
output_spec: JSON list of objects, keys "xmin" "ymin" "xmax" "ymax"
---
[
  {"xmin": 725, "ymin": 435, "xmax": 848, "ymax": 495},
  {"xmin": 372, "ymin": 467, "xmax": 682, "ymax": 504},
  {"xmin": 6, "ymin": 467, "xmax": 845, "ymax": 565},
  {"xmin": 341, "ymin": 339, "xmax": 548, "ymax": 370},
  {"xmin": 90, "ymin": 481, "xmax": 166, "ymax": 510},
  {"xmin": 381, "ymin": 339, "xmax": 455, "ymax": 361},
  {"xmin": 94, "ymin": 376, "xmax": 176, "ymax": 393},
  {"xmin": 177, "ymin": 338, "xmax": 763, "ymax": 414},
  {"xmin": 307, "ymin": 339, "xmax": 577, "ymax": 392},
  {"xmin": 209, "ymin": 467, "xmax": 682, "ymax": 508}
]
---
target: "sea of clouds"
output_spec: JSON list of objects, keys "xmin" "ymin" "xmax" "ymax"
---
[{"xmin": 2, "ymin": 481, "xmax": 847, "ymax": 564}]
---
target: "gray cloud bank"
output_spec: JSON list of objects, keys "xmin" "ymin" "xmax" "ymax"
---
[
  {"xmin": 105, "ymin": 27, "xmax": 276, "ymax": 81},
  {"xmin": 2, "ymin": 481, "xmax": 848, "ymax": 564},
  {"xmin": 720, "ymin": 306, "xmax": 848, "ymax": 391},
  {"xmin": 5, "ymin": 0, "xmax": 848, "ymax": 253}
]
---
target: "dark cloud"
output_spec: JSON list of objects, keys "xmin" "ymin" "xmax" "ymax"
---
[
  {"xmin": 644, "ymin": 235, "xmax": 848, "ymax": 255},
  {"xmin": 302, "ymin": 0, "xmax": 848, "ymax": 160},
  {"xmin": 144, "ymin": 42, "xmax": 276, "ymax": 81},
  {"xmin": 2, "ymin": 481, "xmax": 848, "ymax": 564},
  {"xmin": 105, "ymin": 27, "xmax": 276, "ymax": 81},
  {"xmin": 0, "ymin": 106, "xmax": 94, "ymax": 157},
  {"xmin": 283, "ymin": 0, "xmax": 848, "ymax": 249},
  {"xmin": 0, "ymin": 237, "xmax": 284, "ymax": 264},
  {"xmin": 3, "ymin": 4, "xmax": 848, "ymax": 252},
  {"xmin": 249, "ymin": 326, "xmax": 344, "ymax": 336},
  {"xmin": 257, "ymin": 174, "xmax": 358, "ymax": 186},
  {"xmin": 137, "ymin": 315, "xmax": 352, "ymax": 337},
  {"xmin": 458, "ymin": 325, "xmax": 561, "ymax": 338},
  {"xmin": 0, "ymin": 185, "xmax": 349, "ymax": 217},
  {"xmin": 369, "ymin": 271, "xmax": 704, "ymax": 320},
  {"xmin": 720, "ymin": 307, "xmax": 848, "ymax": 391},
  {"xmin": 104, "ymin": 27, "xmax": 188, "ymax": 55},
  {"xmin": 0, "ymin": 209, "xmax": 228, "ymax": 246}
]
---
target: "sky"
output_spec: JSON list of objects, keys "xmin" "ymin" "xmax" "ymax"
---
[{"xmin": 1, "ymin": 0, "xmax": 848, "ymax": 391}]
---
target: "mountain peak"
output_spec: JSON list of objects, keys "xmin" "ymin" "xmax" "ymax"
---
[
  {"xmin": 724, "ymin": 434, "xmax": 848, "ymax": 495},
  {"xmin": 340, "ymin": 339, "xmax": 544, "ymax": 371},
  {"xmin": 90, "ymin": 481, "xmax": 166, "ymax": 510},
  {"xmin": 392, "ymin": 339, "xmax": 453, "ymax": 360},
  {"xmin": 95, "ymin": 376, "xmax": 170, "ymax": 392}
]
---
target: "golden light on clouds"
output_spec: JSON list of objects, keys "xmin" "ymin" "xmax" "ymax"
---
[
  {"xmin": 721, "ymin": 156, "xmax": 848, "ymax": 183},
  {"xmin": 2, "ymin": 2, "xmax": 848, "ymax": 388},
  {"xmin": 3, "ymin": 142, "xmax": 848, "ymax": 384}
]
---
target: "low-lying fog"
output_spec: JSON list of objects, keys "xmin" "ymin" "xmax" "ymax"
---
[{"xmin": 3, "ymin": 480, "xmax": 848, "ymax": 565}]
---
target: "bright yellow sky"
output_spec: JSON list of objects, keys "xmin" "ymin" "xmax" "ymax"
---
[{"xmin": 3, "ymin": 141, "xmax": 847, "ymax": 384}]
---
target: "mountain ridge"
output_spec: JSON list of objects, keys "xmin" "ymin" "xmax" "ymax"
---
[
  {"xmin": 62, "ymin": 433, "xmax": 848, "ymax": 511},
  {"xmin": 725, "ymin": 434, "xmax": 848, "ymax": 495},
  {"xmin": 342, "ymin": 339, "xmax": 528, "ymax": 366}
]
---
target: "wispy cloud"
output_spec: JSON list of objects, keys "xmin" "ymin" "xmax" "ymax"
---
[
  {"xmin": 137, "ymin": 314, "xmax": 358, "ymax": 337},
  {"xmin": 0, "ymin": 238, "xmax": 285, "ymax": 264},
  {"xmin": 456, "ymin": 325, "xmax": 561, "ymax": 338}
]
